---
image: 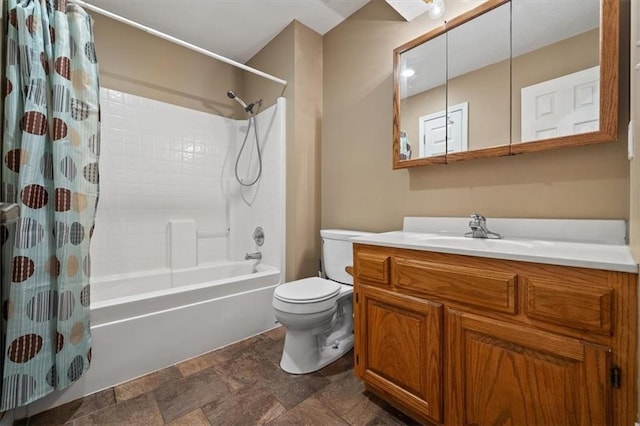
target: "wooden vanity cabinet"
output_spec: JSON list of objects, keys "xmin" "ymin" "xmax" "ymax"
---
[
  {"xmin": 353, "ymin": 244, "xmax": 638, "ymax": 426},
  {"xmin": 446, "ymin": 310, "xmax": 610, "ymax": 425},
  {"xmin": 355, "ymin": 284, "xmax": 443, "ymax": 422}
]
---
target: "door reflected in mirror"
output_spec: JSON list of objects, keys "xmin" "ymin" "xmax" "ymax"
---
[
  {"xmin": 399, "ymin": 33, "xmax": 447, "ymax": 160},
  {"xmin": 511, "ymin": 0, "xmax": 600, "ymax": 144}
]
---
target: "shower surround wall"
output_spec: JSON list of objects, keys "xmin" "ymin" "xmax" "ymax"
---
[
  {"xmin": 9, "ymin": 91, "xmax": 286, "ymax": 417},
  {"xmin": 93, "ymin": 88, "xmax": 285, "ymax": 278},
  {"xmin": 228, "ymin": 101, "xmax": 286, "ymax": 272}
]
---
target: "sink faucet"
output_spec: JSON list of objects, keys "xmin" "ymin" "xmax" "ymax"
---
[
  {"xmin": 465, "ymin": 214, "xmax": 501, "ymax": 239},
  {"xmin": 245, "ymin": 251, "xmax": 262, "ymax": 260}
]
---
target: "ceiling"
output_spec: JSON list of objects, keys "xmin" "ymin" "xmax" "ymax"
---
[
  {"xmin": 385, "ymin": 0, "xmax": 434, "ymax": 21},
  {"xmin": 87, "ymin": 0, "xmax": 370, "ymax": 64}
]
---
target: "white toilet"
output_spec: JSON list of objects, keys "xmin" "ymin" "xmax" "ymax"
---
[{"xmin": 272, "ymin": 229, "xmax": 367, "ymax": 374}]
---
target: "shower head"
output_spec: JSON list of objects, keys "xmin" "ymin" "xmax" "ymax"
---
[{"xmin": 226, "ymin": 90, "xmax": 249, "ymax": 110}]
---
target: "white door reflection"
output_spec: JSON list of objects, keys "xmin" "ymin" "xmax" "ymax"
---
[{"xmin": 419, "ymin": 102, "xmax": 468, "ymax": 156}]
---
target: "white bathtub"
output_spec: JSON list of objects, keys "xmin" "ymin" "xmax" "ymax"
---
[
  {"xmin": 91, "ymin": 262, "xmax": 279, "ymax": 326},
  {"xmin": 22, "ymin": 261, "xmax": 281, "ymax": 416}
]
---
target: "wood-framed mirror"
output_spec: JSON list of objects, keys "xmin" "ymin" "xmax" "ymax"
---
[{"xmin": 392, "ymin": 0, "xmax": 620, "ymax": 169}]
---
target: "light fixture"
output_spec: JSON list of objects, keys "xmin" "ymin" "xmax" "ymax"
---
[
  {"xmin": 424, "ymin": 0, "xmax": 445, "ymax": 19},
  {"xmin": 401, "ymin": 68, "xmax": 415, "ymax": 78}
]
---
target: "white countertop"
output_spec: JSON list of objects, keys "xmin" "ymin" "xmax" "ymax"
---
[{"xmin": 351, "ymin": 231, "xmax": 639, "ymax": 273}]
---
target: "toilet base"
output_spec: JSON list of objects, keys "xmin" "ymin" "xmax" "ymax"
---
[
  {"xmin": 280, "ymin": 330, "xmax": 354, "ymax": 374},
  {"xmin": 275, "ymin": 284, "xmax": 354, "ymax": 375}
]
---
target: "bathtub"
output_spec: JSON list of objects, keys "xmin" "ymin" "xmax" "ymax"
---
[
  {"xmin": 91, "ymin": 262, "xmax": 279, "ymax": 326},
  {"xmin": 22, "ymin": 261, "xmax": 281, "ymax": 415}
]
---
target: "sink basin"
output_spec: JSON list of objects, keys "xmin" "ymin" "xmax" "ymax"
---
[{"xmin": 405, "ymin": 234, "xmax": 535, "ymax": 251}]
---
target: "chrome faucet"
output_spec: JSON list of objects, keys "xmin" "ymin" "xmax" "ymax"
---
[
  {"xmin": 245, "ymin": 251, "xmax": 262, "ymax": 260},
  {"xmin": 464, "ymin": 213, "xmax": 501, "ymax": 239}
]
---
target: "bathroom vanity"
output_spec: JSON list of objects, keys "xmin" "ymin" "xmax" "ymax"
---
[{"xmin": 351, "ymin": 218, "xmax": 638, "ymax": 425}]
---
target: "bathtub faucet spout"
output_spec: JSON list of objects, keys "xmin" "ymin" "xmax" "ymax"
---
[{"xmin": 245, "ymin": 251, "xmax": 262, "ymax": 261}]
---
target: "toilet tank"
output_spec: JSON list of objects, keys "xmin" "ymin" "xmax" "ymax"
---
[{"xmin": 320, "ymin": 229, "xmax": 370, "ymax": 285}]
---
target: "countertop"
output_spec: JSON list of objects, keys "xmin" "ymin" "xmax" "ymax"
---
[{"xmin": 351, "ymin": 231, "xmax": 639, "ymax": 273}]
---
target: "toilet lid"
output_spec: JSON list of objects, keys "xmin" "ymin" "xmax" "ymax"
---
[{"xmin": 274, "ymin": 278, "xmax": 341, "ymax": 303}]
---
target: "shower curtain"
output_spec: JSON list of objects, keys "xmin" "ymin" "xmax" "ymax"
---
[{"xmin": 0, "ymin": 0, "xmax": 100, "ymax": 410}]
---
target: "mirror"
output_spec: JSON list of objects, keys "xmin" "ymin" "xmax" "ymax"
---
[
  {"xmin": 446, "ymin": 3, "xmax": 510, "ymax": 161},
  {"xmin": 397, "ymin": 33, "xmax": 447, "ymax": 161},
  {"xmin": 393, "ymin": 0, "xmax": 620, "ymax": 169},
  {"xmin": 512, "ymin": 0, "xmax": 601, "ymax": 145},
  {"xmin": 393, "ymin": 27, "xmax": 447, "ymax": 164}
]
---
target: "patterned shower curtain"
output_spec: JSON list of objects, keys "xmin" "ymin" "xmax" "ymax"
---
[{"xmin": 0, "ymin": 0, "xmax": 100, "ymax": 410}]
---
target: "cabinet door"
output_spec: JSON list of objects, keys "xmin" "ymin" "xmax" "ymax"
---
[
  {"xmin": 446, "ymin": 309, "xmax": 611, "ymax": 425},
  {"xmin": 355, "ymin": 284, "xmax": 443, "ymax": 423}
]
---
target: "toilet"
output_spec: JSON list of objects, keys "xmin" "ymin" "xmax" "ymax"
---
[{"xmin": 272, "ymin": 229, "xmax": 368, "ymax": 374}]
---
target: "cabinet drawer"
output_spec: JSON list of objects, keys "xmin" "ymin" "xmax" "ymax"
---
[
  {"xmin": 526, "ymin": 278, "xmax": 613, "ymax": 335},
  {"xmin": 392, "ymin": 257, "xmax": 517, "ymax": 314},
  {"xmin": 356, "ymin": 252, "xmax": 390, "ymax": 285}
]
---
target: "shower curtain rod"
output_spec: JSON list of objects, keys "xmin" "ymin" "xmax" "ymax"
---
[{"xmin": 68, "ymin": 0, "xmax": 288, "ymax": 87}]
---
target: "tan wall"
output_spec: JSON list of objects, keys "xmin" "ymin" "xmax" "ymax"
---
[
  {"xmin": 630, "ymin": 2, "xmax": 640, "ymax": 419},
  {"xmin": 246, "ymin": 21, "xmax": 323, "ymax": 280},
  {"xmin": 630, "ymin": 0, "xmax": 640, "ymax": 262},
  {"xmin": 450, "ymin": 60, "xmax": 510, "ymax": 150},
  {"xmin": 322, "ymin": 0, "xmax": 629, "ymax": 233},
  {"xmin": 91, "ymin": 13, "xmax": 244, "ymax": 118},
  {"xmin": 291, "ymin": 24, "xmax": 323, "ymax": 279},
  {"xmin": 245, "ymin": 24, "xmax": 295, "ymax": 110},
  {"xmin": 402, "ymin": 29, "xmax": 598, "ymax": 154}
]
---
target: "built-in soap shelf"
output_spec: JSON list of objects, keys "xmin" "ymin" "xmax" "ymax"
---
[{"xmin": 168, "ymin": 220, "xmax": 229, "ymax": 269}]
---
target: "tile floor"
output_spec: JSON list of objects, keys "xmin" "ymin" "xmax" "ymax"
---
[{"xmin": 15, "ymin": 327, "xmax": 419, "ymax": 425}]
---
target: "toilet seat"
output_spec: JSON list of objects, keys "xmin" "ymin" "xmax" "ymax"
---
[
  {"xmin": 274, "ymin": 278, "xmax": 341, "ymax": 303},
  {"xmin": 273, "ymin": 278, "xmax": 342, "ymax": 315}
]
